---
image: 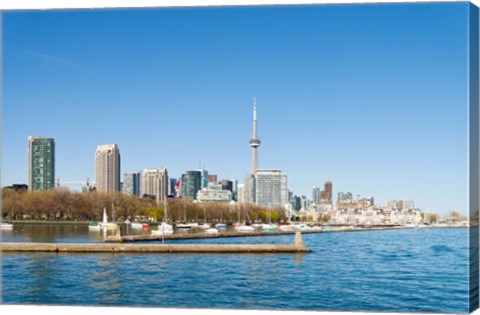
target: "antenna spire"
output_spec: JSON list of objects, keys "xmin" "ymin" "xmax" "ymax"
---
[
  {"xmin": 249, "ymin": 96, "xmax": 261, "ymax": 174},
  {"xmin": 253, "ymin": 96, "xmax": 257, "ymax": 121}
]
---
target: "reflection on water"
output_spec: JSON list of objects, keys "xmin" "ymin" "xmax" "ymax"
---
[
  {"xmin": 89, "ymin": 256, "xmax": 124, "ymax": 303},
  {"xmin": 294, "ymin": 253, "xmax": 304, "ymax": 266}
]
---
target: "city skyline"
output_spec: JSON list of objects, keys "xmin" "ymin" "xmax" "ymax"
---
[{"xmin": 3, "ymin": 3, "xmax": 470, "ymax": 215}]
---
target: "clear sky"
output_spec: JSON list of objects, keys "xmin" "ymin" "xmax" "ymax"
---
[{"xmin": 2, "ymin": 2, "xmax": 470, "ymax": 215}]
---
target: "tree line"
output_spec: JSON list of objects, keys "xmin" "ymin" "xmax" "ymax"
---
[{"xmin": 1, "ymin": 188, "xmax": 289, "ymax": 223}]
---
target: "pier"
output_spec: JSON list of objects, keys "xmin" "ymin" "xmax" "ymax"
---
[
  {"xmin": 106, "ymin": 225, "xmax": 404, "ymax": 243},
  {"xmin": 1, "ymin": 232, "xmax": 310, "ymax": 254}
]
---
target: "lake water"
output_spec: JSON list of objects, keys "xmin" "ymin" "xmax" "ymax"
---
[{"xmin": 0, "ymin": 224, "xmax": 472, "ymax": 313}]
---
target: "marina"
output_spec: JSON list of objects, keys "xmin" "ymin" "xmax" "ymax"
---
[{"xmin": 106, "ymin": 224, "xmax": 406, "ymax": 242}]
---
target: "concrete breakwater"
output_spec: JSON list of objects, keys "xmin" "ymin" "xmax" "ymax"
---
[
  {"xmin": 1, "ymin": 232, "xmax": 310, "ymax": 254},
  {"xmin": 106, "ymin": 225, "xmax": 404, "ymax": 243}
]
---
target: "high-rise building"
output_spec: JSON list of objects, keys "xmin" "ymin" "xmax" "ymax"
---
[
  {"xmin": 293, "ymin": 195, "xmax": 302, "ymax": 211},
  {"xmin": 208, "ymin": 174, "xmax": 218, "ymax": 183},
  {"xmin": 237, "ymin": 184, "xmax": 245, "ymax": 203},
  {"xmin": 28, "ymin": 136, "xmax": 55, "ymax": 191},
  {"xmin": 396, "ymin": 200, "xmax": 404, "ymax": 210},
  {"xmin": 220, "ymin": 179, "xmax": 233, "ymax": 193},
  {"xmin": 255, "ymin": 170, "xmax": 288, "ymax": 209},
  {"xmin": 318, "ymin": 179, "xmax": 333, "ymax": 204},
  {"xmin": 140, "ymin": 168, "xmax": 168, "ymax": 201},
  {"xmin": 180, "ymin": 170, "xmax": 202, "ymax": 200},
  {"xmin": 312, "ymin": 186, "xmax": 321, "ymax": 205},
  {"xmin": 123, "ymin": 173, "xmax": 140, "ymax": 196},
  {"xmin": 168, "ymin": 178, "xmax": 177, "ymax": 197},
  {"xmin": 249, "ymin": 97, "xmax": 261, "ymax": 174},
  {"xmin": 199, "ymin": 168, "xmax": 209, "ymax": 189},
  {"xmin": 300, "ymin": 195, "xmax": 310, "ymax": 210},
  {"xmin": 95, "ymin": 144, "xmax": 121, "ymax": 193},
  {"xmin": 337, "ymin": 192, "xmax": 354, "ymax": 203},
  {"xmin": 403, "ymin": 199, "xmax": 415, "ymax": 209},
  {"xmin": 244, "ymin": 174, "xmax": 256, "ymax": 204},
  {"xmin": 324, "ymin": 179, "xmax": 333, "ymax": 202}
]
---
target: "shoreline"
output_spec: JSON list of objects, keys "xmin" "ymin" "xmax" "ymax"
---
[{"xmin": 2, "ymin": 220, "xmax": 470, "ymax": 228}]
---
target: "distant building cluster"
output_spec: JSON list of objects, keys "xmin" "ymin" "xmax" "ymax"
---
[{"xmin": 14, "ymin": 98, "xmax": 432, "ymax": 225}]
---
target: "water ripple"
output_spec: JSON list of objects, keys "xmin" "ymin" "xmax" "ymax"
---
[{"xmin": 1, "ymin": 227, "xmax": 470, "ymax": 313}]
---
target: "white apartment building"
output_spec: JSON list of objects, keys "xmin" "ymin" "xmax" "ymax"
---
[
  {"xmin": 95, "ymin": 144, "xmax": 120, "ymax": 192},
  {"xmin": 255, "ymin": 169, "xmax": 288, "ymax": 209},
  {"xmin": 196, "ymin": 183, "xmax": 232, "ymax": 203},
  {"xmin": 140, "ymin": 168, "xmax": 168, "ymax": 201}
]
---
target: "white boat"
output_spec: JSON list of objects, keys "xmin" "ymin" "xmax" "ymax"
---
[
  {"xmin": 235, "ymin": 225, "xmax": 255, "ymax": 232},
  {"xmin": 261, "ymin": 223, "xmax": 279, "ymax": 231},
  {"xmin": 101, "ymin": 223, "xmax": 118, "ymax": 230},
  {"xmin": 279, "ymin": 224, "xmax": 296, "ymax": 232},
  {"xmin": 152, "ymin": 222, "xmax": 174, "ymax": 235},
  {"xmin": 196, "ymin": 223, "xmax": 210, "ymax": 230},
  {"xmin": 88, "ymin": 221, "xmax": 101, "ymax": 231},
  {"xmin": 0, "ymin": 222, "xmax": 13, "ymax": 230},
  {"xmin": 99, "ymin": 207, "xmax": 118, "ymax": 230},
  {"xmin": 251, "ymin": 223, "xmax": 263, "ymax": 228},
  {"xmin": 205, "ymin": 228, "xmax": 219, "ymax": 235},
  {"xmin": 131, "ymin": 222, "xmax": 144, "ymax": 229},
  {"xmin": 152, "ymin": 199, "xmax": 175, "ymax": 238},
  {"xmin": 215, "ymin": 223, "xmax": 227, "ymax": 229},
  {"xmin": 296, "ymin": 224, "xmax": 313, "ymax": 231}
]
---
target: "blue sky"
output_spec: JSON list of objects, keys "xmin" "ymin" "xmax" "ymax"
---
[{"xmin": 2, "ymin": 3, "xmax": 470, "ymax": 215}]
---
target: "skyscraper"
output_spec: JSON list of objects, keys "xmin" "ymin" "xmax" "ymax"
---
[
  {"xmin": 140, "ymin": 168, "xmax": 168, "ymax": 201},
  {"xmin": 255, "ymin": 170, "xmax": 288, "ymax": 209},
  {"xmin": 244, "ymin": 174, "xmax": 256, "ymax": 204},
  {"xmin": 168, "ymin": 178, "xmax": 177, "ymax": 197},
  {"xmin": 319, "ymin": 179, "xmax": 333, "ymax": 204},
  {"xmin": 237, "ymin": 184, "xmax": 245, "ymax": 203},
  {"xmin": 28, "ymin": 136, "xmax": 55, "ymax": 191},
  {"xmin": 249, "ymin": 97, "xmax": 261, "ymax": 174},
  {"xmin": 199, "ymin": 168, "xmax": 209, "ymax": 189},
  {"xmin": 324, "ymin": 179, "xmax": 333, "ymax": 203},
  {"xmin": 123, "ymin": 172, "xmax": 140, "ymax": 196},
  {"xmin": 95, "ymin": 144, "xmax": 121, "ymax": 193},
  {"xmin": 180, "ymin": 170, "xmax": 202, "ymax": 200},
  {"xmin": 312, "ymin": 186, "xmax": 321, "ymax": 205}
]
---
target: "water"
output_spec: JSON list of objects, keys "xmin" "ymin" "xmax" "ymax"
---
[{"xmin": 1, "ymin": 225, "xmax": 471, "ymax": 313}]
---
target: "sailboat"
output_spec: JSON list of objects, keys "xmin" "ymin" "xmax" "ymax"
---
[
  {"xmin": 176, "ymin": 198, "xmax": 193, "ymax": 229},
  {"xmin": 234, "ymin": 205, "xmax": 254, "ymax": 232},
  {"xmin": 99, "ymin": 206, "xmax": 118, "ymax": 230},
  {"xmin": 152, "ymin": 198, "xmax": 173, "ymax": 236},
  {"xmin": 261, "ymin": 209, "xmax": 278, "ymax": 231},
  {"xmin": 196, "ymin": 206, "xmax": 210, "ymax": 230}
]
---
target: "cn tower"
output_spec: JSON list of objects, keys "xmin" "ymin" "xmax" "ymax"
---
[{"xmin": 249, "ymin": 97, "xmax": 261, "ymax": 174}]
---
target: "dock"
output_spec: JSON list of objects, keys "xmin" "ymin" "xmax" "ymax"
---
[
  {"xmin": 0, "ymin": 232, "xmax": 310, "ymax": 254},
  {"xmin": 106, "ymin": 225, "xmax": 403, "ymax": 243},
  {"xmin": 108, "ymin": 229, "xmax": 311, "ymax": 243}
]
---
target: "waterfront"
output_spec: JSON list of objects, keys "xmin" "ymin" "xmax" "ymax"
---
[{"xmin": 1, "ymin": 226, "xmax": 470, "ymax": 313}]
